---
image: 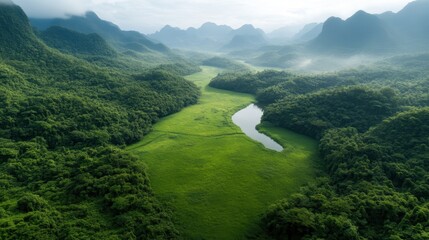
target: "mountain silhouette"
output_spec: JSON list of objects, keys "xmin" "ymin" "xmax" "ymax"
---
[
  {"xmin": 31, "ymin": 12, "xmax": 169, "ymax": 53},
  {"xmin": 39, "ymin": 26, "xmax": 117, "ymax": 57},
  {"xmin": 310, "ymin": 0, "xmax": 429, "ymax": 54},
  {"xmin": 310, "ymin": 10, "xmax": 394, "ymax": 54},
  {"xmin": 150, "ymin": 22, "xmax": 267, "ymax": 51}
]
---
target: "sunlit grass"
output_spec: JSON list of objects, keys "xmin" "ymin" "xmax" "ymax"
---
[{"xmin": 127, "ymin": 67, "xmax": 319, "ymax": 239}]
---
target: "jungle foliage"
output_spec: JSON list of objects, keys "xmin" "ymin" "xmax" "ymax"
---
[
  {"xmin": 210, "ymin": 53, "xmax": 429, "ymax": 239},
  {"xmin": 0, "ymin": 3, "xmax": 200, "ymax": 239}
]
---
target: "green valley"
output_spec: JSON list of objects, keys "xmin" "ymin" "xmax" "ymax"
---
[
  {"xmin": 127, "ymin": 67, "xmax": 319, "ymax": 239},
  {"xmin": 2, "ymin": 0, "xmax": 429, "ymax": 239}
]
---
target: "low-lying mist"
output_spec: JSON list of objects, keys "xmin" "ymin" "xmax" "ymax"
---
[
  {"xmin": 237, "ymin": 48, "xmax": 384, "ymax": 73},
  {"xmin": 286, "ymin": 54, "xmax": 383, "ymax": 72}
]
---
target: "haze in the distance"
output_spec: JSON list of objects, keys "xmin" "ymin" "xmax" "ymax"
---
[{"xmin": 14, "ymin": 0, "xmax": 411, "ymax": 34}]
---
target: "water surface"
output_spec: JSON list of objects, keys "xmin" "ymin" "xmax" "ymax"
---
[{"xmin": 232, "ymin": 104, "xmax": 284, "ymax": 152}]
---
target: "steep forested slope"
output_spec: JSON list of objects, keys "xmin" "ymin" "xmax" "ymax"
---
[
  {"xmin": 39, "ymin": 26, "xmax": 117, "ymax": 57},
  {"xmin": 0, "ymin": 3, "xmax": 200, "ymax": 239},
  {"xmin": 261, "ymin": 108, "xmax": 429, "ymax": 239},
  {"xmin": 30, "ymin": 11, "xmax": 199, "ymax": 69},
  {"xmin": 31, "ymin": 11, "xmax": 168, "ymax": 53}
]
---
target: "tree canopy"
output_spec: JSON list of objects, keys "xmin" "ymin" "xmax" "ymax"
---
[{"xmin": 209, "ymin": 53, "xmax": 429, "ymax": 240}]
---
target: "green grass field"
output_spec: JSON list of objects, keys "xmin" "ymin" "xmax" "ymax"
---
[{"xmin": 127, "ymin": 67, "xmax": 319, "ymax": 239}]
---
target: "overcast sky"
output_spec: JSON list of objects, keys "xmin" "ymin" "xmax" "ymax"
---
[{"xmin": 13, "ymin": 0, "xmax": 412, "ymax": 34}]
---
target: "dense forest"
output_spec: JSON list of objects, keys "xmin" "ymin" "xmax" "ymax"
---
[
  {"xmin": 0, "ymin": 3, "xmax": 200, "ymax": 239},
  {"xmin": 263, "ymin": 87, "xmax": 398, "ymax": 138},
  {"xmin": 210, "ymin": 54, "xmax": 429, "ymax": 239},
  {"xmin": 210, "ymin": 54, "xmax": 429, "ymax": 106},
  {"xmin": 3, "ymin": 0, "xmax": 429, "ymax": 239}
]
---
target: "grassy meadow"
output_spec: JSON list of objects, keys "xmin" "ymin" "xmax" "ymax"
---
[{"xmin": 127, "ymin": 67, "xmax": 319, "ymax": 239}]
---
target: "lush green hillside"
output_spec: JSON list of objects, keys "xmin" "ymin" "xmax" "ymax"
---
[
  {"xmin": 0, "ymin": 4, "xmax": 46, "ymax": 60},
  {"xmin": 31, "ymin": 11, "xmax": 168, "ymax": 53},
  {"xmin": 210, "ymin": 70, "xmax": 294, "ymax": 94},
  {"xmin": 210, "ymin": 54, "xmax": 429, "ymax": 106},
  {"xmin": 39, "ymin": 26, "xmax": 117, "ymax": 57},
  {"xmin": 261, "ymin": 108, "xmax": 429, "ymax": 239},
  {"xmin": 209, "ymin": 53, "xmax": 429, "ymax": 239},
  {"xmin": 0, "ymin": 3, "xmax": 200, "ymax": 239},
  {"xmin": 0, "ymin": 143, "xmax": 179, "ymax": 239},
  {"xmin": 35, "ymin": 27, "xmax": 201, "ymax": 74},
  {"xmin": 263, "ymin": 87, "xmax": 398, "ymax": 138},
  {"xmin": 3, "ymin": 0, "xmax": 429, "ymax": 239},
  {"xmin": 30, "ymin": 11, "xmax": 195, "ymax": 68},
  {"xmin": 151, "ymin": 62, "xmax": 202, "ymax": 76}
]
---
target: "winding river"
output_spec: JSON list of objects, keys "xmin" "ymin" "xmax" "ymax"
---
[{"xmin": 232, "ymin": 104, "xmax": 284, "ymax": 152}]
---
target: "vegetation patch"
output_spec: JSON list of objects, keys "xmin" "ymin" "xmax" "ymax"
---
[{"xmin": 128, "ymin": 67, "xmax": 318, "ymax": 239}]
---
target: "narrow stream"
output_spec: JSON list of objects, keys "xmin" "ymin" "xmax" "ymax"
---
[{"xmin": 232, "ymin": 104, "xmax": 284, "ymax": 152}]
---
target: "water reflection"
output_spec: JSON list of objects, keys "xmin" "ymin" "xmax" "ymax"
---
[{"xmin": 232, "ymin": 104, "xmax": 283, "ymax": 152}]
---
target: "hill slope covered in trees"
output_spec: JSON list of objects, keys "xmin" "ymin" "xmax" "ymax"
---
[
  {"xmin": 209, "ymin": 53, "xmax": 429, "ymax": 239},
  {"xmin": 0, "ymin": 2, "xmax": 200, "ymax": 239}
]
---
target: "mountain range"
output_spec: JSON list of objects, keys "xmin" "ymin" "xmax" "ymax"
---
[
  {"xmin": 6, "ymin": 0, "xmax": 429, "ymax": 65},
  {"xmin": 379, "ymin": 0, "xmax": 429, "ymax": 48},
  {"xmin": 149, "ymin": 22, "xmax": 267, "ymax": 51},
  {"xmin": 238, "ymin": 0, "xmax": 429, "ymax": 69},
  {"xmin": 292, "ymin": 23, "xmax": 323, "ymax": 43},
  {"xmin": 147, "ymin": 0, "xmax": 429, "ymax": 55},
  {"xmin": 28, "ymin": 11, "xmax": 201, "ymax": 67},
  {"xmin": 310, "ymin": 10, "xmax": 395, "ymax": 54},
  {"xmin": 31, "ymin": 11, "xmax": 169, "ymax": 54},
  {"xmin": 310, "ymin": 0, "xmax": 429, "ymax": 54}
]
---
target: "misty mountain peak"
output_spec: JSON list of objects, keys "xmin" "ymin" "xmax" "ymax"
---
[
  {"xmin": 85, "ymin": 11, "xmax": 100, "ymax": 20},
  {"xmin": 198, "ymin": 22, "xmax": 233, "ymax": 35},
  {"xmin": 0, "ymin": 0, "xmax": 13, "ymax": 5},
  {"xmin": 200, "ymin": 22, "xmax": 218, "ymax": 28},
  {"xmin": 238, "ymin": 24, "xmax": 256, "ymax": 31},
  {"xmin": 348, "ymin": 10, "xmax": 369, "ymax": 20},
  {"xmin": 312, "ymin": 9, "xmax": 394, "ymax": 54},
  {"xmin": 352, "ymin": 10, "xmax": 370, "ymax": 17},
  {"xmin": 347, "ymin": 10, "xmax": 381, "ymax": 25},
  {"xmin": 161, "ymin": 25, "xmax": 180, "ymax": 31},
  {"xmin": 377, "ymin": 11, "xmax": 395, "ymax": 19},
  {"xmin": 322, "ymin": 17, "xmax": 343, "ymax": 31},
  {"xmin": 398, "ymin": 0, "xmax": 429, "ymax": 16},
  {"xmin": 324, "ymin": 16, "xmax": 343, "ymax": 24},
  {"xmin": 234, "ymin": 24, "xmax": 265, "ymax": 37}
]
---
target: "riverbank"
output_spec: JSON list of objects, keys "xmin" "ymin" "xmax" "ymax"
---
[
  {"xmin": 232, "ymin": 103, "xmax": 284, "ymax": 152},
  {"xmin": 127, "ymin": 67, "xmax": 319, "ymax": 239}
]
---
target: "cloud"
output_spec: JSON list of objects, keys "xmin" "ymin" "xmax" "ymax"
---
[
  {"xmin": 13, "ymin": 0, "xmax": 412, "ymax": 33},
  {"xmin": 12, "ymin": 0, "xmax": 91, "ymax": 17}
]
